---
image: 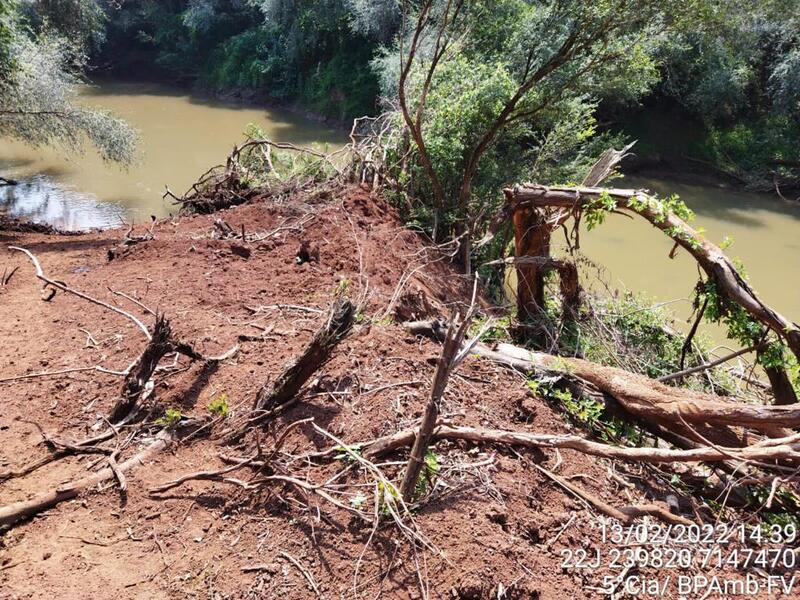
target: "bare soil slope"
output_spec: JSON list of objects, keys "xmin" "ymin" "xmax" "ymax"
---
[{"xmin": 0, "ymin": 186, "xmax": 749, "ymax": 599}]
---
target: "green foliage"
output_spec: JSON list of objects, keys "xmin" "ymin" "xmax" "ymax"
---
[
  {"xmin": 20, "ymin": 0, "xmax": 107, "ymax": 51},
  {"xmin": 696, "ymin": 116, "xmax": 800, "ymax": 186},
  {"xmin": 548, "ymin": 291, "xmax": 742, "ymax": 398},
  {"xmin": 373, "ymin": 0, "xmax": 680, "ymax": 255},
  {"xmin": 527, "ymin": 375, "xmax": 641, "ymax": 444},
  {"xmin": 0, "ymin": 28, "xmax": 137, "ymax": 163},
  {"xmin": 658, "ymin": 1, "xmax": 800, "ymax": 187},
  {"xmin": 208, "ymin": 393, "xmax": 230, "ymax": 419},
  {"xmin": 202, "ymin": 27, "xmax": 269, "ymax": 90},
  {"xmin": 696, "ymin": 278, "xmax": 799, "ymax": 392},
  {"xmin": 584, "ymin": 191, "xmax": 617, "ymax": 231},
  {"xmin": 414, "ymin": 450, "xmax": 441, "ymax": 498},
  {"xmin": 156, "ymin": 407, "xmax": 184, "ymax": 427},
  {"xmin": 334, "ymin": 443, "xmax": 364, "ymax": 463},
  {"xmin": 0, "ymin": 0, "xmax": 16, "ymax": 80},
  {"xmin": 468, "ymin": 314, "xmax": 512, "ymax": 344},
  {"xmin": 95, "ymin": 0, "xmax": 386, "ymax": 120}
]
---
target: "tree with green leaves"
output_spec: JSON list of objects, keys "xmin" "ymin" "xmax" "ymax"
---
[
  {"xmin": 373, "ymin": 0, "xmax": 744, "ymax": 273},
  {"xmin": 658, "ymin": 0, "xmax": 800, "ymax": 189},
  {"xmin": 0, "ymin": 0, "xmax": 15, "ymax": 78},
  {"xmin": 0, "ymin": 0, "xmax": 136, "ymax": 181}
]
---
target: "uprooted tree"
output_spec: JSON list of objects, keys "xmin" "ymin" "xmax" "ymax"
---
[{"xmin": 497, "ymin": 178, "xmax": 800, "ymax": 405}]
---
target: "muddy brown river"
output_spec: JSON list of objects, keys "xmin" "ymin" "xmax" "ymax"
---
[
  {"xmin": 1, "ymin": 81, "xmax": 798, "ymax": 330},
  {"xmin": 0, "ymin": 80, "xmax": 348, "ymax": 229}
]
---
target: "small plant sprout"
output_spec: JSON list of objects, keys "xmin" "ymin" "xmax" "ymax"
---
[
  {"xmin": 414, "ymin": 450, "xmax": 441, "ymax": 498},
  {"xmin": 156, "ymin": 408, "xmax": 183, "ymax": 427},
  {"xmin": 350, "ymin": 493, "xmax": 368, "ymax": 510},
  {"xmin": 208, "ymin": 393, "xmax": 230, "ymax": 419},
  {"xmin": 334, "ymin": 443, "xmax": 364, "ymax": 462}
]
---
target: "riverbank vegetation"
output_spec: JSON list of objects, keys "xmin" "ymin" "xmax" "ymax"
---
[
  {"xmin": 0, "ymin": 0, "xmax": 136, "ymax": 164},
  {"xmin": 3, "ymin": 3, "xmax": 800, "ymax": 597},
  {"xmin": 9, "ymin": 0, "xmax": 797, "ymax": 192}
]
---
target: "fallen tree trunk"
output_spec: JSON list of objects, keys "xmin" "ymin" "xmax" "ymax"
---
[
  {"xmin": 0, "ymin": 431, "xmax": 172, "ymax": 529},
  {"xmin": 403, "ymin": 320, "xmax": 800, "ymax": 432},
  {"xmin": 505, "ymin": 184, "xmax": 800, "ymax": 363},
  {"xmin": 481, "ymin": 342, "xmax": 800, "ymax": 432}
]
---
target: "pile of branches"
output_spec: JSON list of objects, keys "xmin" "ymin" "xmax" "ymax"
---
[
  {"xmin": 165, "ymin": 138, "xmax": 350, "ymax": 215},
  {"xmin": 164, "ymin": 115, "xmax": 410, "ymax": 217}
]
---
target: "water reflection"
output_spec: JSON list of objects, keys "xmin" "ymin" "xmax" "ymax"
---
[{"xmin": 0, "ymin": 175, "xmax": 125, "ymax": 229}]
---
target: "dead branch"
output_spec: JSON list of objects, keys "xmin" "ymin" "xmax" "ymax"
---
[
  {"xmin": 0, "ymin": 431, "xmax": 172, "ymax": 529},
  {"xmin": 109, "ymin": 315, "xmax": 173, "ymax": 423},
  {"xmin": 9, "ymin": 246, "xmax": 152, "ymax": 340},
  {"xmin": 149, "ymin": 455, "xmax": 258, "ymax": 494},
  {"xmin": 168, "ymin": 137, "xmax": 346, "ymax": 215},
  {"xmin": 361, "ymin": 424, "xmax": 800, "ymax": 465},
  {"xmin": 532, "ymin": 461, "xmax": 693, "ymax": 526},
  {"xmin": 659, "ymin": 344, "xmax": 761, "ymax": 383},
  {"xmin": 400, "ymin": 313, "xmax": 472, "ymax": 502},
  {"xmin": 1, "ymin": 265, "xmax": 18, "ymax": 286},
  {"xmin": 279, "ymin": 552, "xmax": 323, "ymax": 599},
  {"xmin": 254, "ymin": 298, "xmax": 355, "ymax": 411}
]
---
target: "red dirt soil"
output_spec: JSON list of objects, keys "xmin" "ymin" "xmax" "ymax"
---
[{"xmin": 0, "ymin": 186, "xmax": 779, "ymax": 599}]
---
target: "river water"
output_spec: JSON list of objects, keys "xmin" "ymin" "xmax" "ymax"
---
[
  {"xmin": 1, "ymin": 81, "xmax": 798, "ymax": 327},
  {"xmin": 0, "ymin": 81, "xmax": 348, "ymax": 229}
]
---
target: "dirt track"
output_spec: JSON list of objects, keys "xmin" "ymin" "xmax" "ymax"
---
[{"xmin": 0, "ymin": 186, "xmax": 771, "ymax": 599}]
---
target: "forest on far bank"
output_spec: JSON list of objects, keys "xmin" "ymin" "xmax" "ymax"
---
[{"xmin": 3, "ymin": 0, "xmax": 799, "ymax": 194}]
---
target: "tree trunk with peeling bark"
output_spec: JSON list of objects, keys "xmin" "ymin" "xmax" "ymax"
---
[{"xmin": 505, "ymin": 183, "xmax": 800, "ymax": 404}]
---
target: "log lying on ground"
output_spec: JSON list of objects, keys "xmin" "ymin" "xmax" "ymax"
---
[
  {"xmin": 254, "ymin": 298, "xmax": 355, "ymax": 411},
  {"xmin": 482, "ymin": 342, "xmax": 800, "ymax": 432},
  {"xmin": 363, "ymin": 424, "xmax": 800, "ymax": 463},
  {"xmin": 0, "ymin": 431, "xmax": 172, "ymax": 529},
  {"xmin": 505, "ymin": 184, "xmax": 800, "ymax": 364},
  {"xmin": 403, "ymin": 320, "xmax": 800, "ymax": 433}
]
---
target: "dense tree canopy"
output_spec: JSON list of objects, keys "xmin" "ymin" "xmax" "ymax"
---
[{"xmin": 2, "ymin": 0, "xmax": 799, "ymax": 192}]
